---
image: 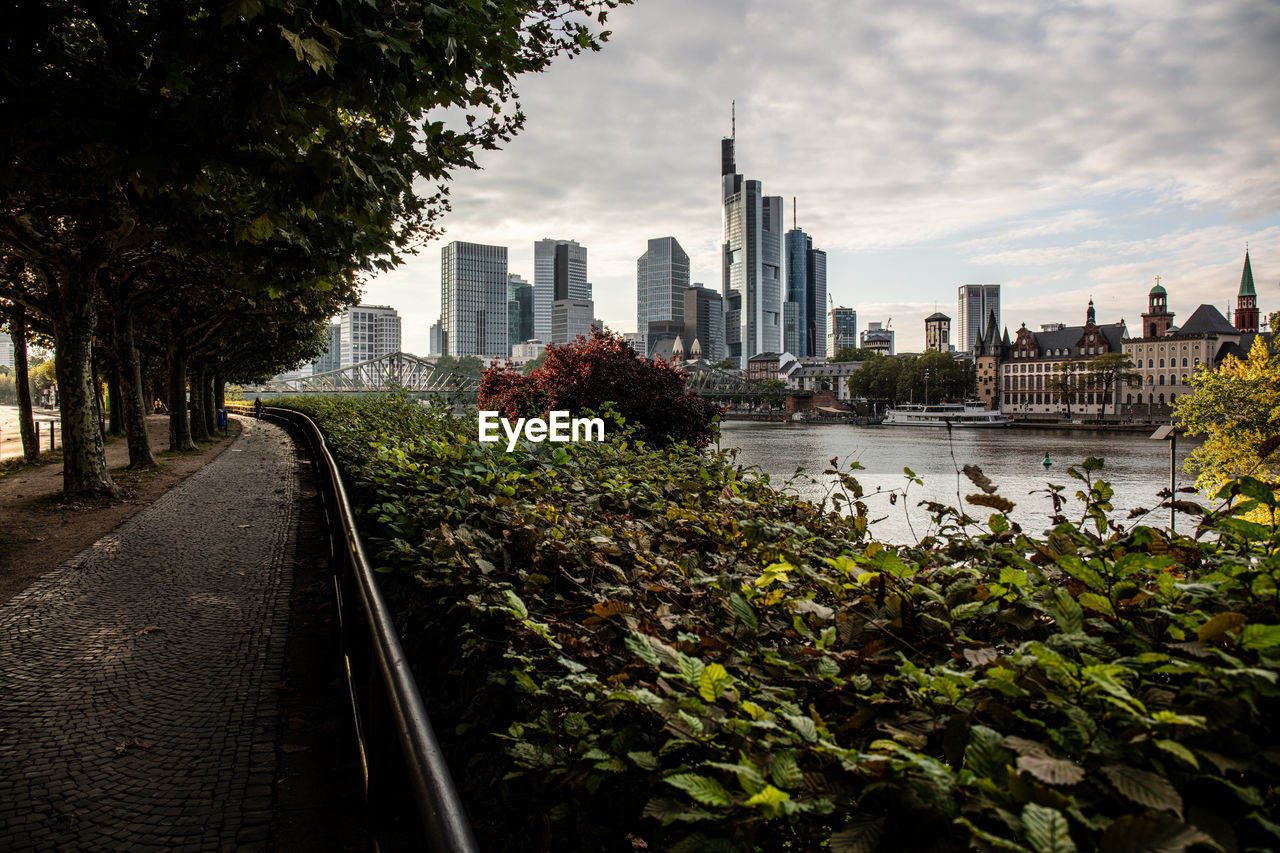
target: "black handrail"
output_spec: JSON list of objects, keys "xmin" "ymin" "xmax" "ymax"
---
[{"xmin": 228, "ymin": 403, "xmax": 479, "ymax": 852}]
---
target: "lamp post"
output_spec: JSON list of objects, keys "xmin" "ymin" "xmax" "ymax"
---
[{"xmin": 1149, "ymin": 425, "xmax": 1178, "ymax": 533}]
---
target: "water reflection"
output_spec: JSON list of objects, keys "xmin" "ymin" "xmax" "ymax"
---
[{"xmin": 717, "ymin": 421, "xmax": 1200, "ymax": 544}]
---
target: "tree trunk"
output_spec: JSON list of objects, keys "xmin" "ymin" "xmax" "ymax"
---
[
  {"xmin": 12, "ymin": 307, "xmax": 39, "ymax": 463},
  {"xmin": 190, "ymin": 360, "xmax": 211, "ymax": 443},
  {"xmin": 52, "ymin": 275, "xmax": 119, "ymax": 499},
  {"xmin": 214, "ymin": 368, "xmax": 225, "ymax": 415},
  {"xmin": 168, "ymin": 322, "xmax": 196, "ymax": 452},
  {"xmin": 106, "ymin": 360, "xmax": 124, "ymax": 436},
  {"xmin": 203, "ymin": 366, "xmax": 216, "ymax": 437},
  {"xmin": 112, "ymin": 308, "xmax": 158, "ymax": 469}
]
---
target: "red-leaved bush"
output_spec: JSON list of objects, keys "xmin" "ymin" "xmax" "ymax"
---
[{"xmin": 479, "ymin": 329, "xmax": 722, "ymax": 447}]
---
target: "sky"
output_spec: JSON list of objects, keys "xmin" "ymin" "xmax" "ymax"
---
[{"xmin": 360, "ymin": 0, "xmax": 1280, "ymax": 355}]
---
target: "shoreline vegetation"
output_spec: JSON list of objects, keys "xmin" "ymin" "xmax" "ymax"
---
[{"xmin": 280, "ymin": 394, "xmax": 1278, "ymax": 852}]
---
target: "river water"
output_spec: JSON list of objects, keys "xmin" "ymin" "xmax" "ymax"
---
[{"xmin": 716, "ymin": 421, "xmax": 1201, "ymax": 544}]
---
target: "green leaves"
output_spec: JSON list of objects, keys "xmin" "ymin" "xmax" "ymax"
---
[
  {"xmin": 664, "ymin": 773, "xmax": 732, "ymax": 807},
  {"xmin": 1022, "ymin": 803, "xmax": 1077, "ymax": 853},
  {"xmin": 1100, "ymin": 765, "xmax": 1183, "ymax": 815},
  {"xmin": 291, "ymin": 397, "xmax": 1280, "ymax": 852}
]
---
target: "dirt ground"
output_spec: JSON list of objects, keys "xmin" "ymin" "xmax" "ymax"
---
[{"xmin": 0, "ymin": 414, "xmax": 241, "ymax": 605}]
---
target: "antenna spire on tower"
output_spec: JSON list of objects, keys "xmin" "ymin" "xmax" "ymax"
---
[
  {"xmin": 792, "ymin": 196, "xmax": 796, "ymax": 230},
  {"xmin": 731, "ymin": 100, "xmax": 735, "ymax": 139}
]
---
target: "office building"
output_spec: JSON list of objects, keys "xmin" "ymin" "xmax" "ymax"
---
[
  {"xmin": 339, "ymin": 304, "xmax": 401, "ymax": 366},
  {"xmin": 925, "ymin": 313, "xmax": 951, "ymax": 352},
  {"xmin": 861, "ymin": 321, "xmax": 894, "ymax": 355},
  {"xmin": 721, "ymin": 126, "xmax": 783, "ymax": 368},
  {"xmin": 428, "ymin": 320, "xmax": 443, "ymax": 356},
  {"xmin": 784, "ymin": 219, "xmax": 828, "ymax": 359},
  {"xmin": 511, "ymin": 340, "xmax": 545, "ymax": 368},
  {"xmin": 534, "ymin": 239, "xmax": 588, "ymax": 342},
  {"xmin": 827, "ymin": 307, "xmax": 857, "ymax": 358},
  {"xmin": 309, "ymin": 323, "xmax": 341, "ymax": 373},
  {"xmin": 636, "ymin": 237, "xmax": 690, "ymax": 356},
  {"xmin": 441, "ymin": 241, "xmax": 508, "ymax": 357},
  {"xmin": 957, "ymin": 284, "xmax": 1001, "ymax": 355},
  {"xmin": 0, "ymin": 333, "xmax": 14, "ymax": 370},
  {"xmin": 551, "ymin": 299, "xmax": 595, "ymax": 344},
  {"xmin": 508, "ymin": 273, "xmax": 534, "ymax": 353}
]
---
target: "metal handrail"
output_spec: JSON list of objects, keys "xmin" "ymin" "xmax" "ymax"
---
[{"xmin": 227, "ymin": 403, "xmax": 479, "ymax": 852}]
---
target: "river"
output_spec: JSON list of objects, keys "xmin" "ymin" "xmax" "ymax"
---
[{"xmin": 716, "ymin": 421, "xmax": 1201, "ymax": 544}]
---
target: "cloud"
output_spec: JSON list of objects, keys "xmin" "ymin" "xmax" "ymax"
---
[{"xmin": 360, "ymin": 0, "xmax": 1280, "ymax": 356}]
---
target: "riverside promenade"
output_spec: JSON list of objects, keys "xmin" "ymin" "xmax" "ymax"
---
[{"xmin": 0, "ymin": 418, "xmax": 306, "ymax": 851}]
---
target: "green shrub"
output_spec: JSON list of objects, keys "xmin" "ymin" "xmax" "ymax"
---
[{"xmin": 284, "ymin": 395, "xmax": 1280, "ymax": 852}]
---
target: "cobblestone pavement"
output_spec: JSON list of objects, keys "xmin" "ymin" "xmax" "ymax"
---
[{"xmin": 0, "ymin": 418, "xmax": 299, "ymax": 852}]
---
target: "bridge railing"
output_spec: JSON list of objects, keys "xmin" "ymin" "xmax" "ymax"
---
[{"xmin": 227, "ymin": 403, "xmax": 479, "ymax": 852}]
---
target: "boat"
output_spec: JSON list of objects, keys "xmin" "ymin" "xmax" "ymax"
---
[{"xmin": 881, "ymin": 401, "xmax": 1011, "ymax": 428}]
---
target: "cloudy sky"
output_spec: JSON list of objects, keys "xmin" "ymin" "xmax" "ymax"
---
[{"xmin": 362, "ymin": 0, "xmax": 1280, "ymax": 355}]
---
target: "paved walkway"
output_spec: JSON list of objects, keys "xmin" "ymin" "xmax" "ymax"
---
[{"xmin": 0, "ymin": 418, "xmax": 299, "ymax": 852}]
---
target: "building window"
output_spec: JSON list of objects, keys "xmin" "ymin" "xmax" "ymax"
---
[
  {"xmin": 1158, "ymin": 375, "xmax": 1165, "ymax": 385},
  {"xmin": 1159, "ymin": 358, "xmax": 1164, "ymax": 368},
  {"xmin": 1148, "ymin": 359, "xmax": 1153, "ymax": 368},
  {"xmin": 1181, "ymin": 358, "xmax": 1187, "ymax": 367}
]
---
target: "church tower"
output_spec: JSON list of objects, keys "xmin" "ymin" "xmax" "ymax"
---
[
  {"xmin": 1235, "ymin": 250, "xmax": 1259, "ymax": 333},
  {"xmin": 1141, "ymin": 279, "xmax": 1174, "ymax": 338}
]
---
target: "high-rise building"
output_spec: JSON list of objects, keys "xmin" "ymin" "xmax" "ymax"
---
[
  {"xmin": 534, "ymin": 239, "xmax": 587, "ymax": 342},
  {"xmin": 428, "ymin": 320, "xmax": 443, "ymax": 356},
  {"xmin": 551, "ymin": 299, "xmax": 595, "ymax": 344},
  {"xmin": 442, "ymin": 241, "xmax": 508, "ymax": 357},
  {"xmin": 636, "ymin": 237, "xmax": 690, "ymax": 356},
  {"xmin": 683, "ymin": 284, "xmax": 725, "ymax": 364},
  {"xmin": 507, "ymin": 273, "xmax": 534, "ymax": 353},
  {"xmin": 309, "ymin": 323, "xmax": 341, "ymax": 373},
  {"xmin": 722, "ymin": 127, "xmax": 783, "ymax": 368},
  {"xmin": 925, "ymin": 313, "xmax": 951, "ymax": 352},
  {"xmin": 827, "ymin": 307, "xmax": 857, "ymax": 358},
  {"xmin": 957, "ymin": 285, "xmax": 1001, "ymax": 355},
  {"xmin": 861, "ymin": 321, "xmax": 894, "ymax": 355},
  {"xmin": 784, "ymin": 222, "xmax": 827, "ymax": 359},
  {"xmin": 339, "ymin": 305, "xmax": 401, "ymax": 366},
  {"xmin": 0, "ymin": 332, "xmax": 14, "ymax": 370}
]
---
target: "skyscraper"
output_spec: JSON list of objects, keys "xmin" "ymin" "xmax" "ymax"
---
[
  {"xmin": 309, "ymin": 323, "xmax": 341, "ymax": 373},
  {"xmin": 636, "ymin": 237, "xmax": 690, "ymax": 356},
  {"xmin": 441, "ymin": 241, "xmax": 508, "ymax": 357},
  {"xmin": 827, "ymin": 307, "xmax": 857, "ymax": 358},
  {"xmin": 957, "ymin": 284, "xmax": 1001, "ymax": 355},
  {"xmin": 428, "ymin": 320, "xmax": 443, "ymax": 356},
  {"xmin": 534, "ymin": 239, "xmax": 588, "ymax": 342},
  {"xmin": 784, "ymin": 214, "xmax": 828, "ymax": 359},
  {"xmin": 722, "ymin": 123, "xmax": 783, "ymax": 368},
  {"xmin": 507, "ymin": 273, "xmax": 534, "ymax": 352},
  {"xmin": 339, "ymin": 305, "xmax": 401, "ymax": 366},
  {"xmin": 685, "ymin": 285, "xmax": 725, "ymax": 363},
  {"xmin": 0, "ymin": 332, "xmax": 13, "ymax": 370}
]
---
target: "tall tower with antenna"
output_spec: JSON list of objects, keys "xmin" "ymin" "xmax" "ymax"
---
[{"xmin": 721, "ymin": 102, "xmax": 783, "ymax": 366}]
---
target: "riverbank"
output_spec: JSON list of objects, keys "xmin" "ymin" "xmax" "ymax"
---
[{"xmin": 1010, "ymin": 420, "xmax": 1162, "ymax": 433}]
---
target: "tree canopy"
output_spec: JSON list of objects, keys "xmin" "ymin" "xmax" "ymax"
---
[{"xmin": 1175, "ymin": 316, "xmax": 1280, "ymax": 498}]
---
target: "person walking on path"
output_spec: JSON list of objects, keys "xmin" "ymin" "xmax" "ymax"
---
[
  {"xmin": 253, "ymin": 396, "xmax": 264, "ymax": 419},
  {"xmin": 0, "ymin": 417, "xmax": 298, "ymax": 851}
]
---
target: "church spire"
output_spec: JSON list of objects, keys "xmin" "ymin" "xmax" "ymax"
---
[{"xmin": 1239, "ymin": 249, "xmax": 1256, "ymax": 297}]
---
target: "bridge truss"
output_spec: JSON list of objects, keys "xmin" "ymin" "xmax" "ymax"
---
[{"xmin": 250, "ymin": 352, "xmax": 481, "ymax": 397}]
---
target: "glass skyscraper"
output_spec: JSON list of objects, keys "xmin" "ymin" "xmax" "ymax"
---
[
  {"xmin": 722, "ymin": 133, "xmax": 782, "ymax": 368},
  {"xmin": 534, "ymin": 239, "xmax": 588, "ymax": 342},
  {"xmin": 442, "ymin": 241, "xmax": 508, "ymax": 357},
  {"xmin": 784, "ymin": 225, "xmax": 828, "ymax": 358},
  {"xmin": 957, "ymin": 284, "xmax": 1001, "ymax": 355},
  {"xmin": 507, "ymin": 273, "xmax": 534, "ymax": 353},
  {"xmin": 636, "ymin": 236, "xmax": 690, "ymax": 356}
]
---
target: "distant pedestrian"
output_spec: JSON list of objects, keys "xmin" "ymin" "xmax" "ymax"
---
[
  {"xmin": 253, "ymin": 397, "xmax": 264, "ymax": 419},
  {"xmin": 153, "ymin": 397, "xmax": 162, "ymax": 414}
]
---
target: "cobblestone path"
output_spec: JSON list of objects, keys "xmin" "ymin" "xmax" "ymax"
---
[{"xmin": 0, "ymin": 418, "xmax": 299, "ymax": 852}]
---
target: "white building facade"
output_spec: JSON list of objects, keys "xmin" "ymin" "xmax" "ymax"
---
[
  {"xmin": 442, "ymin": 241, "xmax": 509, "ymax": 358},
  {"xmin": 339, "ymin": 305, "xmax": 401, "ymax": 367}
]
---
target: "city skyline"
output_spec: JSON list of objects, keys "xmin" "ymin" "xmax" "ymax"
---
[{"xmin": 358, "ymin": 0, "xmax": 1280, "ymax": 355}]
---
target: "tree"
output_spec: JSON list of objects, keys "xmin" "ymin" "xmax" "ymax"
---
[
  {"xmin": 1174, "ymin": 316, "xmax": 1280, "ymax": 498},
  {"xmin": 2, "ymin": 0, "xmax": 628, "ymax": 498},
  {"xmin": 831, "ymin": 346, "xmax": 880, "ymax": 362},
  {"xmin": 1046, "ymin": 360, "xmax": 1084, "ymax": 419},
  {"xmin": 1083, "ymin": 352, "xmax": 1143, "ymax": 418},
  {"xmin": 479, "ymin": 329, "xmax": 722, "ymax": 448}
]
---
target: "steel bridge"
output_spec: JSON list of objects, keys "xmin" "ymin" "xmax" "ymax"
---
[{"xmin": 247, "ymin": 353, "xmax": 787, "ymax": 403}]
